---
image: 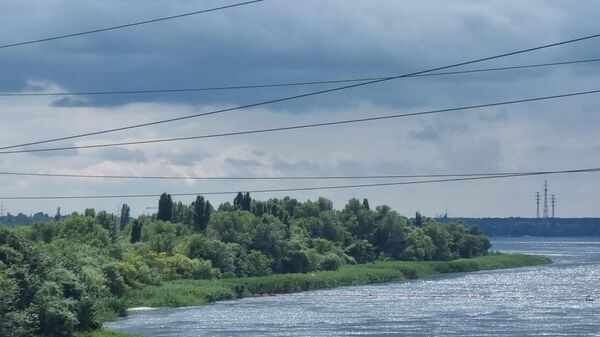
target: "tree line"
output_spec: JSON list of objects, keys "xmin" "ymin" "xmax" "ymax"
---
[{"xmin": 0, "ymin": 193, "xmax": 490, "ymax": 337}]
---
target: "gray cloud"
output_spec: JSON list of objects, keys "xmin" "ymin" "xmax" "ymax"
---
[
  {"xmin": 411, "ymin": 126, "xmax": 442, "ymax": 142},
  {"xmin": 224, "ymin": 158, "xmax": 265, "ymax": 174},
  {"xmin": 50, "ymin": 96, "xmax": 91, "ymax": 107},
  {"xmin": 1, "ymin": 1, "xmax": 600, "ymax": 217},
  {"xmin": 96, "ymin": 148, "xmax": 147, "ymax": 163}
]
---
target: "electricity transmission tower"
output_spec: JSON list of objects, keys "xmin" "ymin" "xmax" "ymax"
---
[
  {"xmin": 536, "ymin": 192, "xmax": 541, "ymax": 218},
  {"xmin": 543, "ymin": 180, "xmax": 549, "ymax": 218}
]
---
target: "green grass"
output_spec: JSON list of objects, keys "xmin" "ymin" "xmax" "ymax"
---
[
  {"xmin": 125, "ymin": 266, "xmax": 404, "ymax": 308},
  {"xmin": 75, "ymin": 329, "xmax": 141, "ymax": 337},
  {"xmin": 364, "ymin": 253, "xmax": 550, "ymax": 278},
  {"xmin": 125, "ymin": 253, "xmax": 550, "ymax": 308}
]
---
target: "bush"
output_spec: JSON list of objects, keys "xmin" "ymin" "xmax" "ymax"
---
[
  {"xmin": 320, "ymin": 254, "xmax": 341, "ymax": 271},
  {"xmin": 190, "ymin": 259, "xmax": 219, "ymax": 280},
  {"xmin": 241, "ymin": 250, "xmax": 272, "ymax": 277},
  {"xmin": 345, "ymin": 240, "xmax": 375, "ymax": 264},
  {"xmin": 282, "ymin": 250, "xmax": 311, "ymax": 274}
]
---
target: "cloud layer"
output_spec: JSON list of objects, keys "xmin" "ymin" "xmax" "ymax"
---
[{"xmin": 1, "ymin": 1, "xmax": 599, "ymax": 217}]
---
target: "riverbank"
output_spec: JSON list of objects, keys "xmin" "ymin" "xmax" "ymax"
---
[
  {"xmin": 75, "ymin": 330, "xmax": 141, "ymax": 337},
  {"xmin": 125, "ymin": 253, "xmax": 550, "ymax": 308},
  {"xmin": 99, "ymin": 254, "xmax": 549, "ymax": 337}
]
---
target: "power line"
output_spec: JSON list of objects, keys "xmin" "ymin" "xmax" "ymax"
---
[
  {"xmin": 0, "ymin": 169, "xmax": 573, "ymax": 181},
  {"xmin": 3, "ymin": 32, "xmax": 600, "ymax": 151},
  {"xmin": 0, "ymin": 0, "xmax": 266, "ymax": 50},
  {"xmin": 1, "ymin": 58, "xmax": 599, "ymax": 97},
  {"xmin": 1, "ymin": 87, "xmax": 599, "ymax": 155},
  {"xmin": 0, "ymin": 167, "xmax": 598, "ymax": 200}
]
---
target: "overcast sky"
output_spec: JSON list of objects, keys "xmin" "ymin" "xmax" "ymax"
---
[{"xmin": 1, "ymin": 0, "xmax": 600, "ymax": 218}]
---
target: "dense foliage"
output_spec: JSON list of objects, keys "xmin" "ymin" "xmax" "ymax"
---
[{"xmin": 0, "ymin": 195, "xmax": 491, "ymax": 337}]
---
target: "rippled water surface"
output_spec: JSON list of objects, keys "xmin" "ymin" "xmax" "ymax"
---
[{"xmin": 106, "ymin": 237, "xmax": 600, "ymax": 336}]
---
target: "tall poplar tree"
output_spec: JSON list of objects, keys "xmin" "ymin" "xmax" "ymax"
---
[
  {"xmin": 130, "ymin": 220, "xmax": 142, "ymax": 243},
  {"xmin": 193, "ymin": 196, "xmax": 212, "ymax": 232},
  {"xmin": 157, "ymin": 193, "xmax": 173, "ymax": 221},
  {"xmin": 120, "ymin": 204, "xmax": 130, "ymax": 230}
]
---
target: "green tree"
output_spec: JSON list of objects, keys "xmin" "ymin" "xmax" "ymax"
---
[
  {"xmin": 130, "ymin": 220, "xmax": 142, "ymax": 243},
  {"xmin": 345, "ymin": 239, "xmax": 375, "ymax": 263},
  {"xmin": 172, "ymin": 201, "xmax": 192, "ymax": 224},
  {"xmin": 423, "ymin": 223, "xmax": 455, "ymax": 260},
  {"xmin": 281, "ymin": 250, "xmax": 311, "ymax": 274},
  {"xmin": 399, "ymin": 227, "xmax": 434, "ymax": 260},
  {"xmin": 362, "ymin": 198, "xmax": 370, "ymax": 210},
  {"xmin": 142, "ymin": 221, "xmax": 188, "ymax": 254},
  {"xmin": 241, "ymin": 250, "xmax": 272, "ymax": 277},
  {"xmin": 157, "ymin": 193, "xmax": 173, "ymax": 222},
  {"xmin": 96, "ymin": 211, "xmax": 117, "ymax": 243},
  {"xmin": 83, "ymin": 208, "xmax": 95, "ymax": 218},
  {"xmin": 54, "ymin": 207, "xmax": 61, "ymax": 222},
  {"xmin": 207, "ymin": 211, "xmax": 254, "ymax": 244},
  {"xmin": 248, "ymin": 215, "xmax": 286, "ymax": 261},
  {"xmin": 373, "ymin": 210, "xmax": 410, "ymax": 259},
  {"xmin": 320, "ymin": 253, "xmax": 341, "ymax": 271},
  {"xmin": 193, "ymin": 196, "xmax": 212, "ymax": 232},
  {"xmin": 415, "ymin": 212, "xmax": 423, "ymax": 227},
  {"xmin": 184, "ymin": 235, "xmax": 236, "ymax": 275},
  {"xmin": 120, "ymin": 204, "xmax": 130, "ymax": 231},
  {"xmin": 233, "ymin": 192, "xmax": 252, "ymax": 211}
]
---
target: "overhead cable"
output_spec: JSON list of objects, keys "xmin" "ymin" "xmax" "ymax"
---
[
  {"xmin": 0, "ymin": 0, "xmax": 266, "ymax": 50},
  {"xmin": 1, "ymin": 58, "xmax": 599, "ymax": 97},
  {"xmin": 1, "ymin": 87, "xmax": 598, "ymax": 155},
  {"xmin": 1, "ymin": 167, "xmax": 598, "ymax": 200},
  {"xmin": 3, "ymin": 32, "xmax": 600, "ymax": 151},
  {"xmin": 0, "ymin": 169, "xmax": 574, "ymax": 180}
]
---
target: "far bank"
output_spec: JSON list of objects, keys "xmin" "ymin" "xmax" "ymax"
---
[{"xmin": 441, "ymin": 217, "xmax": 600, "ymax": 236}]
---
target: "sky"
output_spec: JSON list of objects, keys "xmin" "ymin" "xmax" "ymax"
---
[{"xmin": 1, "ymin": 0, "xmax": 600, "ymax": 218}]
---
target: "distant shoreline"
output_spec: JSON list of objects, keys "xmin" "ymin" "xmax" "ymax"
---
[{"xmin": 440, "ymin": 217, "xmax": 600, "ymax": 237}]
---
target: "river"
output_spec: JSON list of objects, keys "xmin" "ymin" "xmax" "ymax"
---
[{"xmin": 105, "ymin": 237, "xmax": 600, "ymax": 336}]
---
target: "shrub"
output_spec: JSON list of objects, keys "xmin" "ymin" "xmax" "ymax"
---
[
  {"xmin": 241, "ymin": 250, "xmax": 272, "ymax": 277},
  {"xmin": 320, "ymin": 254, "xmax": 341, "ymax": 271}
]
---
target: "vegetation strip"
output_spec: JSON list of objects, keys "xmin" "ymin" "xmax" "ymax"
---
[{"xmin": 125, "ymin": 254, "xmax": 550, "ymax": 308}]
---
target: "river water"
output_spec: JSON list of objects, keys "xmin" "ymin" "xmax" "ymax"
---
[{"xmin": 106, "ymin": 237, "xmax": 600, "ymax": 336}]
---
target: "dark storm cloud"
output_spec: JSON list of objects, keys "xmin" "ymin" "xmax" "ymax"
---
[{"xmin": 1, "ymin": 0, "xmax": 599, "ymax": 111}]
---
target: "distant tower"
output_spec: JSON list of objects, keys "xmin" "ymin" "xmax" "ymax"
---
[
  {"xmin": 0, "ymin": 201, "xmax": 4, "ymax": 217},
  {"xmin": 535, "ymin": 192, "xmax": 541, "ymax": 218},
  {"xmin": 543, "ymin": 180, "xmax": 549, "ymax": 218},
  {"xmin": 551, "ymin": 195, "xmax": 556, "ymax": 218}
]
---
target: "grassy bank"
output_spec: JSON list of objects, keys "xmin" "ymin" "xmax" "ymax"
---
[
  {"xmin": 125, "ymin": 253, "xmax": 550, "ymax": 308},
  {"xmin": 75, "ymin": 330, "xmax": 141, "ymax": 337}
]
